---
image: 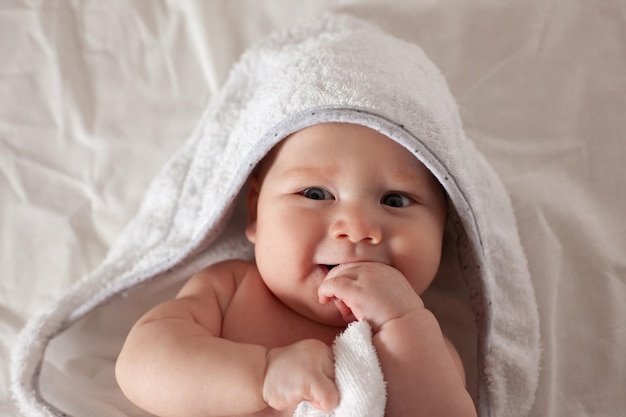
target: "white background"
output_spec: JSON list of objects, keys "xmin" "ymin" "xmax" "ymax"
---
[{"xmin": 1, "ymin": 1, "xmax": 625, "ymax": 416}]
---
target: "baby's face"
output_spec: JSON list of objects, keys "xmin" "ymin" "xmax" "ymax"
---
[{"xmin": 246, "ymin": 123, "xmax": 447, "ymax": 326}]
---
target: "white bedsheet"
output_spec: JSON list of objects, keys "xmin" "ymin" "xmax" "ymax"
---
[{"xmin": 1, "ymin": 1, "xmax": 625, "ymax": 416}]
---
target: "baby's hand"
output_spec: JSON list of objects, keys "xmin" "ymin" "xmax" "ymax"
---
[
  {"xmin": 318, "ymin": 262, "xmax": 424, "ymax": 332},
  {"xmin": 263, "ymin": 339, "xmax": 339, "ymax": 412}
]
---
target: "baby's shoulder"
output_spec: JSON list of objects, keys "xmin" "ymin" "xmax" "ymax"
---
[{"xmin": 179, "ymin": 259, "xmax": 257, "ymax": 302}]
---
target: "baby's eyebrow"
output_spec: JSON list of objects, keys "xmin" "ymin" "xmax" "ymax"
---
[
  {"xmin": 387, "ymin": 162, "xmax": 440, "ymax": 186},
  {"xmin": 386, "ymin": 169, "xmax": 418, "ymax": 183},
  {"xmin": 279, "ymin": 165, "xmax": 338, "ymax": 180}
]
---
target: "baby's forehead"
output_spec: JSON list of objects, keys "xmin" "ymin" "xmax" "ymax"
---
[
  {"xmin": 269, "ymin": 122, "xmax": 414, "ymax": 159},
  {"xmin": 255, "ymin": 122, "xmax": 439, "ymax": 185}
]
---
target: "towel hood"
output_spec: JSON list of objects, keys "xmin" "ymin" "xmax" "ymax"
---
[{"xmin": 12, "ymin": 13, "xmax": 540, "ymax": 417}]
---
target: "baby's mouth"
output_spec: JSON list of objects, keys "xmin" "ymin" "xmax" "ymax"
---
[{"xmin": 321, "ymin": 264, "xmax": 339, "ymax": 274}]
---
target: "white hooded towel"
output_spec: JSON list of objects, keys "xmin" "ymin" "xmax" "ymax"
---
[{"xmin": 11, "ymin": 12, "xmax": 540, "ymax": 417}]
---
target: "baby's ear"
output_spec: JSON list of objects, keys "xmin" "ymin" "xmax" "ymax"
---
[{"xmin": 244, "ymin": 176, "xmax": 260, "ymax": 243}]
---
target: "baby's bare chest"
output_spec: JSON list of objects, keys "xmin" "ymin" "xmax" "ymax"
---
[
  {"xmin": 217, "ymin": 275, "xmax": 338, "ymax": 417},
  {"xmin": 219, "ymin": 273, "xmax": 338, "ymax": 349}
]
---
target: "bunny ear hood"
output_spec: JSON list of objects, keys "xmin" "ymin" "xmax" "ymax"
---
[{"xmin": 12, "ymin": 12, "xmax": 540, "ymax": 417}]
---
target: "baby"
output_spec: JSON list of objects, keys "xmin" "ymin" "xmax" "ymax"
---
[{"xmin": 115, "ymin": 122, "xmax": 477, "ymax": 417}]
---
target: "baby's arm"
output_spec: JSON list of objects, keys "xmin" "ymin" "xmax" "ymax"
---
[
  {"xmin": 116, "ymin": 260, "xmax": 337, "ymax": 417},
  {"xmin": 116, "ymin": 261, "xmax": 268, "ymax": 416},
  {"xmin": 318, "ymin": 262, "xmax": 477, "ymax": 417}
]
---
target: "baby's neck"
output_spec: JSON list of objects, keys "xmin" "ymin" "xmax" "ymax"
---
[{"xmin": 221, "ymin": 269, "xmax": 344, "ymax": 348}]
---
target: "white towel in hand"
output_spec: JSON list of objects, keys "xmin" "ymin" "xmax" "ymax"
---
[{"xmin": 293, "ymin": 321, "xmax": 386, "ymax": 417}]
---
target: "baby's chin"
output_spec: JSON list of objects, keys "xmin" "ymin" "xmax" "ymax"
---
[
  {"xmin": 278, "ymin": 291, "xmax": 353, "ymax": 328},
  {"xmin": 308, "ymin": 301, "xmax": 355, "ymax": 328}
]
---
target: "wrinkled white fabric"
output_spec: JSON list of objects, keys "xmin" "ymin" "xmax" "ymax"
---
[{"xmin": 10, "ymin": 12, "xmax": 539, "ymax": 417}]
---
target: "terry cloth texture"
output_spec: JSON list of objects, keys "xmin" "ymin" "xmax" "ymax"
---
[
  {"xmin": 293, "ymin": 321, "xmax": 386, "ymax": 417},
  {"xmin": 11, "ymin": 12, "xmax": 540, "ymax": 417}
]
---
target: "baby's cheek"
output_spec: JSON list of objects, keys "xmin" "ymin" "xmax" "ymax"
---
[{"xmin": 396, "ymin": 259, "xmax": 437, "ymax": 295}]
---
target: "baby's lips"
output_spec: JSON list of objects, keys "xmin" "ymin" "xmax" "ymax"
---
[
  {"xmin": 322, "ymin": 262, "xmax": 351, "ymax": 280},
  {"xmin": 320, "ymin": 263, "xmax": 341, "ymax": 278}
]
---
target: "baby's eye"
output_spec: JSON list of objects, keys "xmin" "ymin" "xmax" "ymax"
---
[
  {"xmin": 301, "ymin": 187, "xmax": 334, "ymax": 200},
  {"xmin": 381, "ymin": 193, "xmax": 412, "ymax": 208}
]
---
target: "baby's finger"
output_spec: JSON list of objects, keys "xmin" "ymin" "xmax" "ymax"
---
[
  {"xmin": 307, "ymin": 375, "xmax": 340, "ymax": 412},
  {"xmin": 333, "ymin": 299, "xmax": 356, "ymax": 323},
  {"xmin": 318, "ymin": 273, "xmax": 360, "ymax": 304},
  {"xmin": 319, "ymin": 277, "xmax": 366, "ymax": 323}
]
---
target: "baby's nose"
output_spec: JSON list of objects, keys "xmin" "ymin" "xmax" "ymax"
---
[{"xmin": 329, "ymin": 205, "xmax": 382, "ymax": 244}]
